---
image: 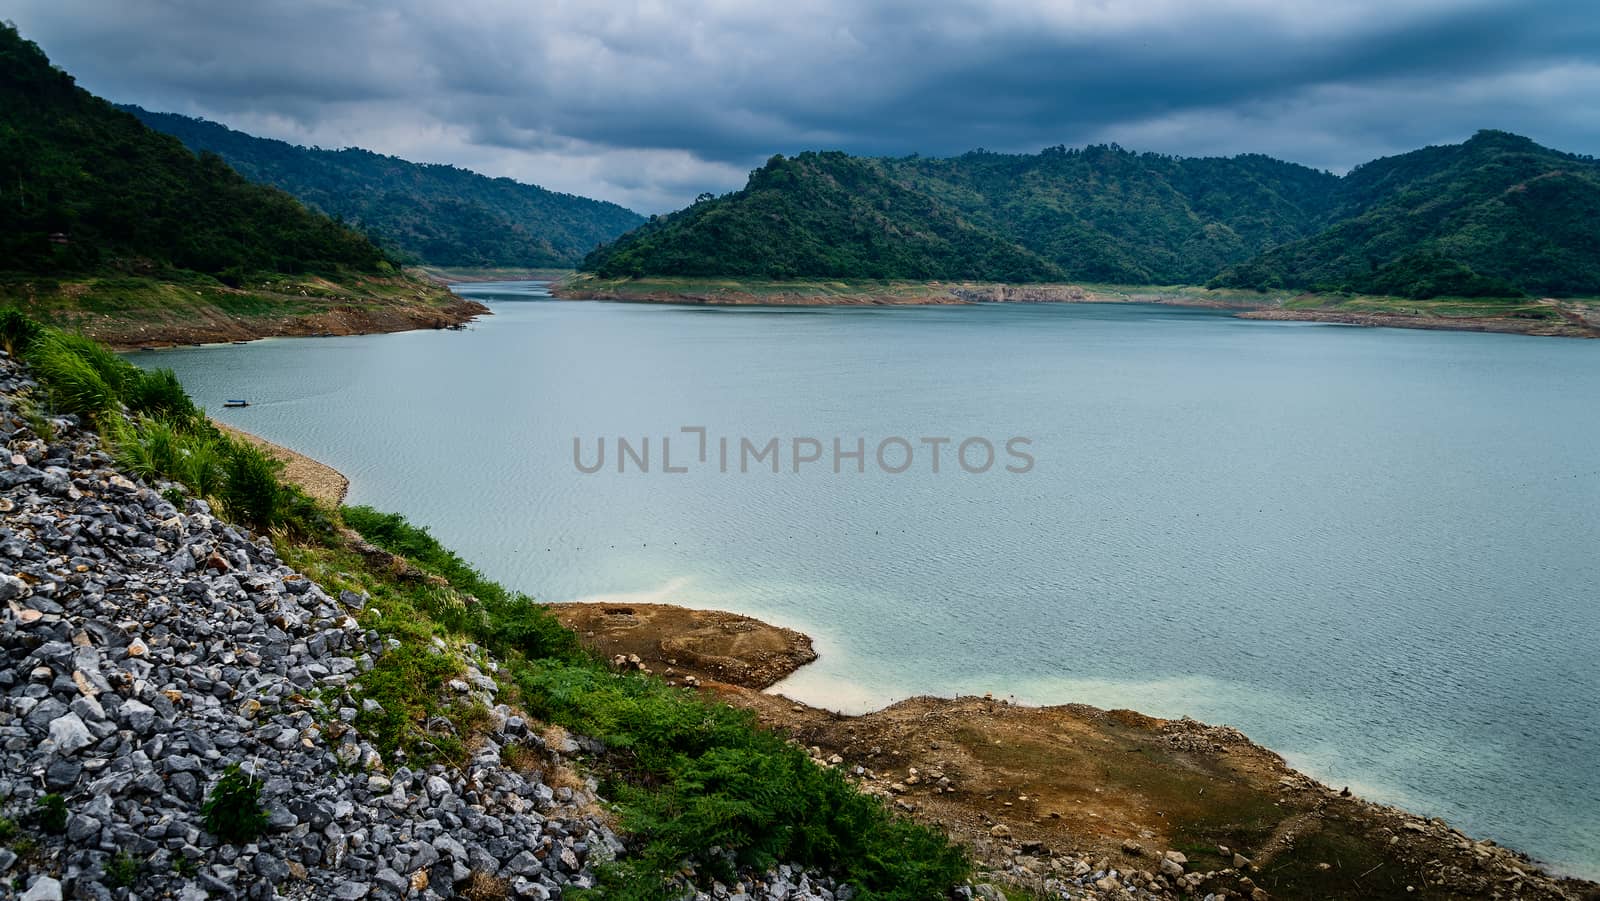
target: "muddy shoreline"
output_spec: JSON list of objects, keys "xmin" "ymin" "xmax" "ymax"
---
[
  {"xmin": 553, "ymin": 278, "xmax": 1600, "ymax": 339},
  {"xmin": 207, "ymin": 402, "xmax": 1599, "ymax": 897},
  {"xmin": 549, "ymin": 600, "xmax": 1598, "ymax": 899},
  {"xmin": 97, "ymin": 294, "xmax": 487, "ymax": 350}
]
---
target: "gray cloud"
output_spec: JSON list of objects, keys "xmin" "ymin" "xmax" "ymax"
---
[{"xmin": 8, "ymin": 0, "xmax": 1599, "ymax": 212}]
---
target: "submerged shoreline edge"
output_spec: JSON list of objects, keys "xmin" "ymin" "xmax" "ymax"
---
[{"xmin": 227, "ymin": 419, "xmax": 1598, "ymax": 891}]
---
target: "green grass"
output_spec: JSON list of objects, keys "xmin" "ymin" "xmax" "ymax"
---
[
  {"xmin": 200, "ymin": 765, "xmax": 269, "ymax": 844},
  {"xmin": 337, "ymin": 506, "xmax": 968, "ymax": 899},
  {"xmin": 106, "ymin": 851, "xmax": 141, "ymax": 888}
]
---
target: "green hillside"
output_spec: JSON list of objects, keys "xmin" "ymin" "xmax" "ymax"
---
[
  {"xmin": 586, "ymin": 132, "xmax": 1600, "ymax": 300},
  {"xmin": 0, "ymin": 23, "xmax": 387, "ymax": 280},
  {"xmin": 585, "ymin": 151, "xmax": 1063, "ymax": 281},
  {"xmin": 585, "ymin": 146, "xmax": 1339, "ymax": 284},
  {"xmin": 125, "ymin": 106, "xmax": 645, "ymax": 268},
  {"xmin": 1212, "ymin": 131, "xmax": 1600, "ymax": 297}
]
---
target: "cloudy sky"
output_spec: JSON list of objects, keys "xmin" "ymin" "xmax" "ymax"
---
[{"xmin": 9, "ymin": 0, "xmax": 1600, "ymax": 213}]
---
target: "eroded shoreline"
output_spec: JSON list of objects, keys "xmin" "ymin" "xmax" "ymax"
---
[
  {"xmin": 232, "ymin": 434, "xmax": 1599, "ymax": 898},
  {"xmin": 552, "ymin": 276, "xmax": 1600, "ymax": 339},
  {"xmin": 548, "ymin": 601, "xmax": 1598, "ymax": 898}
]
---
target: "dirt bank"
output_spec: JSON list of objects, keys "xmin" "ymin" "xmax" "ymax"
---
[
  {"xmin": 550, "ymin": 601, "xmax": 1599, "ymax": 900},
  {"xmin": 554, "ymin": 275, "xmax": 1600, "ymax": 338},
  {"xmin": 5, "ymin": 274, "xmax": 487, "ymax": 349},
  {"xmin": 1237, "ymin": 307, "xmax": 1599, "ymax": 338},
  {"xmin": 94, "ymin": 293, "xmax": 487, "ymax": 349}
]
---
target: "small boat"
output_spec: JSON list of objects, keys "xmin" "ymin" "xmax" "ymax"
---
[
  {"xmin": 231, "ymin": 341, "xmax": 251, "ymax": 346},
  {"xmin": 223, "ymin": 399, "xmax": 250, "ymax": 408}
]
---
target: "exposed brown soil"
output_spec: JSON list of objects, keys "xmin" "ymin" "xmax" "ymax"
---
[
  {"xmin": 555, "ymin": 278, "xmax": 1600, "ymax": 339},
  {"xmin": 18, "ymin": 278, "xmax": 489, "ymax": 349},
  {"xmin": 1237, "ymin": 308, "xmax": 1599, "ymax": 338},
  {"xmin": 552, "ymin": 285, "xmax": 969, "ymax": 306},
  {"xmin": 96, "ymin": 295, "xmax": 485, "ymax": 349},
  {"xmin": 545, "ymin": 602, "xmax": 817, "ymax": 689},
  {"xmin": 550, "ymin": 601, "xmax": 1599, "ymax": 900}
]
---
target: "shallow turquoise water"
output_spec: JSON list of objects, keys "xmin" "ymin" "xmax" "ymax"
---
[{"xmin": 138, "ymin": 283, "xmax": 1600, "ymax": 878}]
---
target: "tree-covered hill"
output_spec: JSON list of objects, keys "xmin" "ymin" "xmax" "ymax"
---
[
  {"xmin": 583, "ymin": 151, "xmax": 1064, "ymax": 281},
  {"xmin": 125, "ymin": 106, "xmax": 645, "ymax": 269},
  {"xmin": 884, "ymin": 147, "xmax": 1340, "ymax": 284},
  {"xmin": 586, "ymin": 132, "xmax": 1600, "ymax": 299},
  {"xmin": 0, "ymin": 23, "xmax": 386, "ymax": 280},
  {"xmin": 1212, "ymin": 131, "xmax": 1600, "ymax": 297},
  {"xmin": 585, "ymin": 146, "xmax": 1340, "ymax": 284}
]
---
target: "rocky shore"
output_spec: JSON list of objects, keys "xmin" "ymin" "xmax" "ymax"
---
[
  {"xmin": 552, "ymin": 605, "xmax": 1600, "ymax": 900},
  {"xmin": 0, "ymin": 355, "xmax": 847, "ymax": 900}
]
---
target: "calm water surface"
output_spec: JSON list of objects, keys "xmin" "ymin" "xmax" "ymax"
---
[{"xmin": 138, "ymin": 283, "xmax": 1600, "ymax": 878}]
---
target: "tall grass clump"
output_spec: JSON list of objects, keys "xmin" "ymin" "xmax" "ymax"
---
[
  {"xmin": 126, "ymin": 366, "xmax": 199, "ymax": 423},
  {"xmin": 110, "ymin": 415, "xmax": 183, "ymax": 481},
  {"xmin": 218, "ymin": 439, "xmax": 285, "ymax": 530},
  {"xmin": 36, "ymin": 330, "xmax": 138, "ymax": 393},
  {"xmin": 27, "ymin": 333, "xmax": 120, "ymax": 420},
  {"xmin": 0, "ymin": 309, "xmax": 41, "ymax": 356},
  {"xmin": 108, "ymin": 415, "xmax": 227, "ymax": 498}
]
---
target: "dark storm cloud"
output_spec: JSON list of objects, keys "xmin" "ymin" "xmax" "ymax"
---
[{"xmin": 7, "ymin": 0, "xmax": 1599, "ymax": 211}]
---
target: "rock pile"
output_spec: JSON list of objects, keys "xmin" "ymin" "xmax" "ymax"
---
[
  {"xmin": 0, "ymin": 353, "xmax": 625, "ymax": 899},
  {"xmin": 0, "ymin": 350, "xmax": 904, "ymax": 900}
]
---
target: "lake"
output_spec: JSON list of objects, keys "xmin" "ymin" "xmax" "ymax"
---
[{"xmin": 136, "ymin": 282, "xmax": 1600, "ymax": 878}]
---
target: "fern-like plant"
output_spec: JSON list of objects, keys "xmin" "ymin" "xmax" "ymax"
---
[{"xmin": 200, "ymin": 765, "xmax": 269, "ymax": 843}]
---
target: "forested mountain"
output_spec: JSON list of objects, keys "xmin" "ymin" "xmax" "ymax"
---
[
  {"xmin": 583, "ymin": 152, "xmax": 1064, "ymax": 281},
  {"xmin": 0, "ymin": 23, "xmax": 386, "ymax": 279},
  {"xmin": 586, "ymin": 133, "xmax": 1600, "ymax": 298},
  {"xmin": 1212, "ymin": 131, "xmax": 1600, "ymax": 297},
  {"xmin": 586, "ymin": 148, "xmax": 1337, "ymax": 284},
  {"xmin": 125, "ymin": 107, "xmax": 644, "ymax": 268}
]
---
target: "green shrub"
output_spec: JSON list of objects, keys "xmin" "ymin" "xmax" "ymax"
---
[
  {"xmin": 0, "ymin": 309, "xmax": 41, "ymax": 356},
  {"xmin": 200, "ymin": 765, "xmax": 269, "ymax": 844},
  {"xmin": 34, "ymin": 794, "xmax": 68, "ymax": 834},
  {"xmin": 28, "ymin": 336, "xmax": 118, "ymax": 419},
  {"xmin": 126, "ymin": 367, "xmax": 199, "ymax": 423},
  {"xmin": 518, "ymin": 662, "xmax": 968, "ymax": 900},
  {"xmin": 219, "ymin": 439, "xmax": 285, "ymax": 530},
  {"xmin": 106, "ymin": 851, "xmax": 140, "ymax": 888},
  {"xmin": 342, "ymin": 505, "xmax": 580, "ymax": 660}
]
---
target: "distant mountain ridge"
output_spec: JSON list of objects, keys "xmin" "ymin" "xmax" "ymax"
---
[
  {"xmin": 586, "ymin": 133, "xmax": 1600, "ymax": 299},
  {"xmin": 124, "ymin": 106, "xmax": 645, "ymax": 269},
  {"xmin": 1212, "ymin": 130, "xmax": 1600, "ymax": 297},
  {"xmin": 0, "ymin": 23, "xmax": 386, "ymax": 278}
]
